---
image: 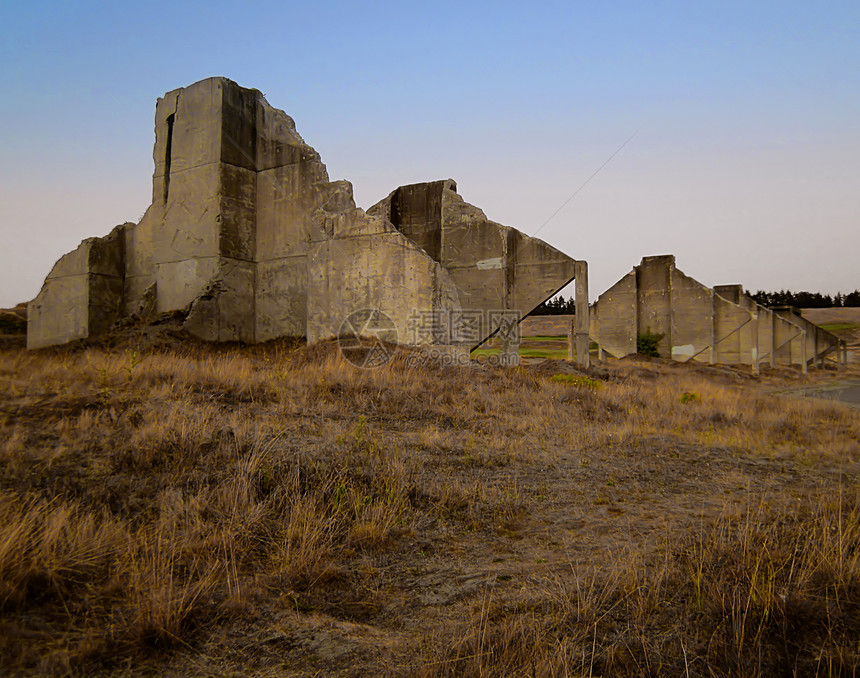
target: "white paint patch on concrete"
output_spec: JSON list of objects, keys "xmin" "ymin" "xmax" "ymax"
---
[
  {"xmin": 476, "ymin": 257, "xmax": 503, "ymax": 270},
  {"xmin": 672, "ymin": 344, "xmax": 695, "ymax": 358}
]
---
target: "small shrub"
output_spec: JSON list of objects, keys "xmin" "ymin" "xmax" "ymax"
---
[
  {"xmin": 679, "ymin": 392, "xmax": 700, "ymax": 404},
  {"xmin": 637, "ymin": 331, "xmax": 664, "ymax": 357}
]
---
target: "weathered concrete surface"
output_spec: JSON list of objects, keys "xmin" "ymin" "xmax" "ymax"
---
[
  {"xmin": 591, "ymin": 255, "xmax": 843, "ymax": 369},
  {"xmin": 28, "ymin": 225, "xmax": 126, "ymax": 349},
  {"xmin": 367, "ymin": 181, "xmax": 583, "ymax": 348},
  {"xmin": 28, "ymin": 77, "xmax": 586, "ymax": 357},
  {"xmin": 307, "ymin": 185, "xmax": 463, "ymax": 347},
  {"xmin": 590, "ymin": 271, "xmax": 638, "ymax": 358}
]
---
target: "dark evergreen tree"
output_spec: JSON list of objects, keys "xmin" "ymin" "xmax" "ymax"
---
[{"xmin": 530, "ymin": 294, "xmax": 576, "ymax": 315}]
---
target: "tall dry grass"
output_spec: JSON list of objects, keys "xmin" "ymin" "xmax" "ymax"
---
[
  {"xmin": 0, "ymin": 339, "xmax": 857, "ymax": 675},
  {"xmin": 421, "ymin": 488, "xmax": 860, "ymax": 677}
]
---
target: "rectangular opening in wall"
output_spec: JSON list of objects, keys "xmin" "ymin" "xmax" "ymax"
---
[{"xmin": 163, "ymin": 113, "xmax": 175, "ymax": 203}]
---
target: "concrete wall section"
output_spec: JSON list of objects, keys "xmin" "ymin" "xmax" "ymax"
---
[
  {"xmin": 713, "ymin": 294, "xmax": 752, "ymax": 365},
  {"xmin": 28, "ymin": 77, "xmax": 586, "ymax": 356},
  {"xmin": 508, "ymin": 231, "xmax": 579, "ymax": 319},
  {"xmin": 154, "ymin": 257, "xmax": 220, "ymax": 313},
  {"xmin": 669, "ymin": 267, "xmax": 713, "ymax": 362},
  {"xmin": 123, "ymin": 209, "xmax": 157, "ymax": 315},
  {"xmin": 28, "ymin": 272, "xmax": 90, "ymax": 349},
  {"xmin": 367, "ymin": 181, "xmax": 583, "ymax": 348},
  {"xmin": 220, "ymin": 80, "xmax": 258, "ymax": 172},
  {"xmin": 153, "ymin": 161, "xmax": 223, "ymax": 264},
  {"xmin": 306, "ymin": 214, "xmax": 462, "ymax": 345},
  {"xmin": 255, "ymin": 256, "xmax": 307, "ymax": 340},
  {"xmin": 590, "ymin": 272, "xmax": 638, "ymax": 359},
  {"xmin": 439, "ymin": 189, "xmax": 580, "ymax": 343},
  {"xmin": 772, "ymin": 310, "xmax": 804, "ymax": 367},
  {"xmin": 184, "ymin": 257, "xmax": 256, "ymax": 343},
  {"xmin": 28, "ymin": 226, "xmax": 125, "ymax": 349},
  {"xmin": 388, "ymin": 180, "xmax": 447, "ymax": 262},
  {"xmin": 637, "ymin": 255, "xmax": 673, "ymax": 354},
  {"xmin": 219, "ymin": 163, "xmax": 256, "ymax": 262},
  {"xmin": 756, "ymin": 306, "xmax": 775, "ymax": 367},
  {"xmin": 591, "ymin": 256, "xmax": 842, "ymax": 369},
  {"xmin": 156, "ymin": 79, "xmax": 223, "ymax": 178},
  {"xmin": 256, "ymin": 163, "xmax": 314, "ymax": 259}
]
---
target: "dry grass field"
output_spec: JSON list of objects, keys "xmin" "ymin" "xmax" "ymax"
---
[{"xmin": 1, "ymin": 330, "xmax": 859, "ymax": 676}]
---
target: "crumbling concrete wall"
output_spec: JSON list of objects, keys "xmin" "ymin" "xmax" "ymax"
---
[
  {"xmin": 591, "ymin": 255, "xmax": 843, "ymax": 371},
  {"xmin": 590, "ymin": 256, "xmax": 716, "ymax": 362},
  {"xmin": 28, "ymin": 77, "xmax": 586, "ymax": 356},
  {"xmin": 307, "ymin": 185, "xmax": 463, "ymax": 346},
  {"xmin": 365, "ymin": 181, "xmax": 583, "ymax": 349},
  {"xmin": 27, "ymin": 225, "xmax": 126, "ymax": 349}
]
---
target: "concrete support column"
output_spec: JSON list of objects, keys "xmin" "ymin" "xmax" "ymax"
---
[
  {"xmin": 800, "ymin": 328, "xmax": 808, "ymax": 374},
  {"xmin": 574, "ymin": 261, "xmax": 590, "ymax": 368},
  {"xmin": 767, "ymin": 313, "xmax": 775, "ymax": 368},
  {"xmin": 567, "ymin": 318, "xmax": 574, "ymax": 361},
  {"xmin": 750, "ymin": 309, "xmax": 759, "ymax": 375},
  {"xmin": 812, "ymin": 328, "xmax": 819, "ymax": 368},
  {"xmin": 499, "ymin": 337, "xmax": 520, "ymax": 367},
  {"xmin": 709, "ymin": 290, "xmax": 717, "ymax": 364},
  {"xmin": 771, "ymin": 312, "xmax": 778, "ymax": 368}
]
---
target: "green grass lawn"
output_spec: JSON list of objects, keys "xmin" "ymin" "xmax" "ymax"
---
[
  {"xmin": 472, "ymin": 335, "xmax": 570, "ymax": 360},
  {"xmin": 471, "ymin": 347, "xmax": 569, "ymax": 359},
  {"xmin": 521, "ymin": 347, "xmax": 572, "ymax": 359}
]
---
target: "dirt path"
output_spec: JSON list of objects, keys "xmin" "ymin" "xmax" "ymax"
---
[{"xmin": 777, "ymin": 380, "xmax": 860, "ymax": 408}]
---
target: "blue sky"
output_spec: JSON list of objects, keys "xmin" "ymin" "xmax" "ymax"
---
[{"xmin": 1, "ymin": 0, "xmax": 858, "ymax": 306}]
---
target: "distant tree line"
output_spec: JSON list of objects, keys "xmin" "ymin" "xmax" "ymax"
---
[
  {"xmin": 749, "ymin": 290, "xmax": 860, "ymax": 308},
  {"xmin": 531, "ymin": 295, "xmax": 576, "ymax": 315},
  {"xmin": 530, "ymin": 289, "xmax": 860, "ymax": 316}
]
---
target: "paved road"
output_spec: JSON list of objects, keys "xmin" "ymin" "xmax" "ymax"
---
[{"xmin": 798, "ymin": 382, "xmax": 860, "ymax": 407}]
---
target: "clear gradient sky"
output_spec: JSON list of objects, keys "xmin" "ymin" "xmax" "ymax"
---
[{"xmin": 1, "ymin": 1, "xmax": 858, "ymax": 307}]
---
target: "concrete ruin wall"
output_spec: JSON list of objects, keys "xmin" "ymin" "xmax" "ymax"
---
[
  {"xmin": 28, "ymin": 77, "xmax": 584, "ymax": 353},
  {"xmin": 27, "ymin": 226, "xmax": 127, "ymax": 349},
  {"xmin": 363, "ymin": 180, "xmax": 581, "ymax": 346},
  {"xmin": 591, "ymin": 255, "xmax": 843, "ymax": 371}
]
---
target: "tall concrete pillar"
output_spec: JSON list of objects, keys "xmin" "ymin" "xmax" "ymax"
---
[
  {"xmin": 709, "ymin": 290, "xmax": 717, "ymax": 364},
  {"xmin": 765, "ymin": 310, "xmax": 775, "ymax": 368},
  {"xmin": 771, "ymin": 312, "xmax": 779, "ymax": 367},
  {"xmin": 499, "ymin": 337, "xmax": 520, "ymax": 367},
  {"xmin": 574, "ymin": 260, "xmax": 590, "ymax": 367},
  {"xmin": 800, "ymin": 328, "xmax": 808, "ymax": 374},
  {"xmin": 567, "ymin": 318, "xmax": 574, "ymax": 361},
  {"xmin": 750, "ymin": 308, "xmax": 759, "ymax": 375},
  {"xmin": 812, "ymin": 328, "xmax": 824, "ymax": 368}
]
